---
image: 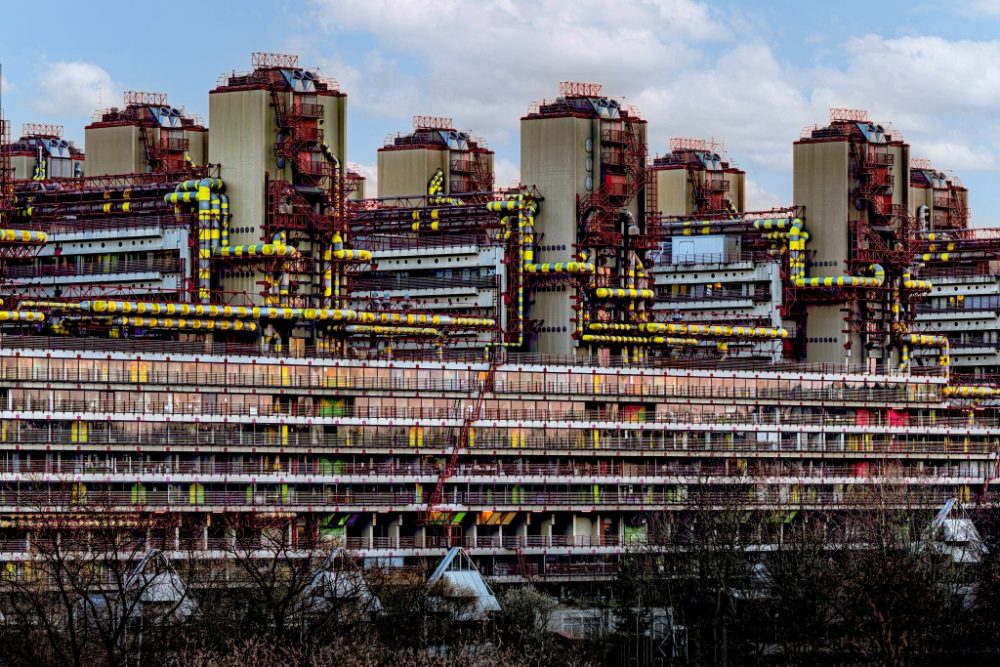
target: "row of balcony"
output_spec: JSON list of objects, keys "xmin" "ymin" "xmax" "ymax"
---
[
  {"xmin": 0, "ymin": 366, "xmax": 945, "ymax": 404},
  {"xmin": 0, "ymin": 487, "xmax": 980, "ymax": 510},
  {"xmin": 2, "ymin": 428, "xmax": 991, "ymax": 456},
  {"xmin": 3, "ymin": 401, "xmax": 988, "ymax": 430},
  {"xmin": 0, "ymin": 459, "xmax": 987, "ymax": 481}
]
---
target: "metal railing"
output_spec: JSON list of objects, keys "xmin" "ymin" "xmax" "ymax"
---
[
  {"xmin": 0, "ymin": 366, "xmax": 945, "ymax": 404},
  {"xmin": 7, "ymin": 257, "xmax": 184, "ymax": 279},
  {"xmin": 1, "ymin": 427, "xmax": 993, "ymax": 456},
  {"xmin": 0, "ymin": 487, "xmax": 983, "ymax": 511},
  {"xmin": 0, "ymin": 458, "xmax": 986, "ymax": 482},
  {"xmin": 0, "ymin": 335, "xmax": 949, "ymax": 378},
  {"xmin": 5, "ymin": 397, "xmax": 991, "ymax": 430}
]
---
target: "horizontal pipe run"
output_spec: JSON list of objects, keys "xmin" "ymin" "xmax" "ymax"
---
[
  {"xmin": 212, "ymin": 244, "xmax": 297, "ymax": 258},
  {"xmin": 0, "ymin": 229, "xmax": 48, "ymax": 245},
  {"xmin": 943, "ymin": 385, "xmax": 1000, "ymax": 398},
  {"xmin": 752, "ymin": 219, "xmax": 886, "ymax": 289},
  {"xmin": 20, "ymin": 300, "xmax": 89, "ymax": 312},
  {"xmin": 0, "ymin": 311, "xmax": 44, "ymax": 322},
  {"xmin": 586, "ymin": 323, "xmax": 638, "ymax": 332},
  {"xmin": 525, "ymin": 262, "xmax": 595, "ymax": 274},
  {"xmin": 113, "ymin": 317, "xmax": 257, "ymax": 332},
  {"xmin": 80, "ymin": 301, "xmax": 357, "ymax": 321},
  {"xmin": 38, "ymin": 300, "xmax": 496, "ymax": 328},
  {"xmin": 593, "ymin": 288, "xmax": 656, "ymax": 300},
  {"xmin": 581, "ymin": 334, "xmax": 700, "ymax": 346},
  {"xmin": 331, "ymin": 249, "xmax": 372, "ymax": 261},
  {"xmin": 641, "ymin": 322, "xmax": 788, "ymax": 338},
  {"xmin": 367, "ymin": 312, "xmax": 495, "ymax": 328},
  {"xmin": 901, "ymin": 333, "xmax": 950, "ymax": 369},
  {"xmin": 344, "ymin": 325, "xmax": 442, "ymax": 337}
]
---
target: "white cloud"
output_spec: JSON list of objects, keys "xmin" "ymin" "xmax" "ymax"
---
[
  {"xmin": 307, "ymin": 1, "xmax": 1000, "ymax": 219},
  {"xmin": 744, "ymin": 178, "xmax": 785, "ymax": 211},
  {"xmin": 310, "ymin": 0, "xmax": 729, "ymax": 142},
  {"xmin": 493, "ymin": 158, "xmax": 520, "ymax": 189},
  {"xmin": 635, "ymin": 42, "xmax": 815, "ymax": 172},
  {"xmin": 349, "ymin": 162, "xmax": 378, "ymax": 198},
  {"xmin": 957, "ymin": 0, "xmax": 1000, "ymax": 16},
  {"xmin": 33, "ymin": 61, "xmax": 115, "ymax": 118}
]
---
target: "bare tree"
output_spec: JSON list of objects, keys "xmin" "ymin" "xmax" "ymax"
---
[{"xmin": 0, "ymin": 485, "xmax": 197, "ymax": 667}]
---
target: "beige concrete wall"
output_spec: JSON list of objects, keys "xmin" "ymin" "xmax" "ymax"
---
[
  {"xmin": 794, "ymin": 140, "xmax": 851, "ymax": 363},
  {"xmin": 319, "ymin": 94, "xmax": 347, "ymax": 167},
  {"xmin": 347, "ymin": 176, "xmax": 365, "ymax": 201},
  {"xmin": 377, "ymin": 148, "xmax": 448, "ymax": 198},
  {"xmin": 655, "ymin": 169, "xmax": 690, "ymax": 217},
  {"xmin": 726, "ymin": 170, "xmax": 745, "ymax": 212},
  {"xmin": 85, "ymin": 125, "xmax": 143, "ymax": 176},
  {"xmin": 11, "ymin": 155, "xmax": 34, "ymax": 180},
  {"xmin": 521, "ymin": 115, "xmax": 595, "ymax": 355},
  {"xmin": 653, "ymin": 165, "xmax": 744, "ymax": 217},
  {"xmin": 210, "ymin": 89, "xmax": 346, "ymax": 304},
  {"xmin": 793, "ymin": 140, "xmax": 849, "ymax": 268},
  {"xmin": 209, "ymin": 88, "xmax": 284, "ymax": 303},
  {"xmin": 185, "ymin": 129, "xmax": 208, "ymax": 166},
  {"xmin": 806, "ymin": 305, "xmax": 850, "ymax": 365}
]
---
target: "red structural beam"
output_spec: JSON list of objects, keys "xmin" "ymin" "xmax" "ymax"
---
[
  {"xmin": 123, "ymin": 91, "xmax": 168, "ymax": 107},
  {"xmin": 559, "ymin": 81, "xmax": 603, "ymax": 97},
  {"xmin": 20, "ymin": 123, "xmax": 63, "ymax": 138},
  {"xmin": 252, "ymin": 51, "xmax": 299, "ymax": 69},
  {"xmin": 413, "ymin": 115, "xmax": 453, "ymax": 130}
]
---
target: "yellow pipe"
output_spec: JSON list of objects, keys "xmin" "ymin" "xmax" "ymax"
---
[
  {"xmin": 332, "ymin": 249, "xmax": 372, "ymax": 261},
  {"xmin": 0, "ymin": 311, "xmax": 44, "ymax": 322},
  {"xmin": 0, "ymin": 229, "xmax": 48, "ymax": 245},
  {"xmin": 753, "ymin": 218, "xmax": 885, "ymax": 288},
  {"xmin": 364, "ymin": 312, "xmax": 494, "ymax": 327},
  {"xmin": 581, "ymin": 334, "xmax": 700, "ymax": 346},
  {"xmin": 345, "ymin": 325, "xmax": 441, "ymax": 337},
  {"xmin": 587, "ymin": 323, "xmax": 637, "ymax": 332},
  {"xmin": 213, "ymin": 244, "xmax": 297, "ymax": 258},
  {"xmin": 943, "ymin": 385, "xmax": 1000, "ymax": 398},
  {"xmin": 427, "ymin": 168, "xmax": 445, "ymax": 197},
  {"xmin": 113, "ymin": 317, "xmax": 258, "ymax": 332},
  {"xmin": 20, "ymin": 300, "xmax": 88, "ymax": 312},
  {"xmin": 640, "ymin": 322, "xmax": 787, "ymax": 338},
  {"xmin": 902, "ymin": 272, "xmax": 933, "ymax": 291},
  {"xmin": 81, "ymin": 301, "xmax": 356, "ymax": 321},
  {"xmin": 524, "ymin": 262, "xmax": 595, "ymax": 274},
  {"xmin": 54, "ymin": 301, "xmax": 497, "ymax": 328},
  {"xmin": 901, "ymin": 333, "xmax": 950, "ymax": 369},
  {"xmin": 594, "ymin": 288, "xmax": 656, "ymax": 300},
  {"xmin": 486, "ymin": 194, "xmax": 538, "ymax": 348}
]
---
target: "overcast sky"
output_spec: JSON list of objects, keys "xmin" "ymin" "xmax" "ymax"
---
[{"xmin": 2, "ymin": 0, "xmax": 1000, "ymax": 220}]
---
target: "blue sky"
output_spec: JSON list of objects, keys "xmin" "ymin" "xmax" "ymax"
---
[{"xmin": 3, "ymin": 0, "xmax": 1000, "ymax": 220}]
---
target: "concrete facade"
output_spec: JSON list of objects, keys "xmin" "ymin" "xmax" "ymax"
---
[
  {"xmin": 793, "ymin": 127, "xmax": 910, "ymax": 366},
  {"xmin": 208, "ymin": 80, "xmax": 346, "ymax": 304},
  {"xmin": 378, "ymin": 147, "xmax": 448, "ymax": 198},
  {"xmin": 521, "ymin": 115, "xmax": 595, "ymax": 355}
]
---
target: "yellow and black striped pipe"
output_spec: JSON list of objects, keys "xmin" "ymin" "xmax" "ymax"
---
[
  {"xmin": 0, "ymin": 229, "xmax": 48, "ymax": 245},
  {"xmin": 640, "ymin": 322, "xmax": 788, "ymax": 338},
  {"xmin": 0, "ymin": 311, "xmax": 44, "ymax": 322},
  {"xmin": 113, "ymin": 317, "xmax": 257, "ymax": 332},
  {"xmin": 54, "ymin": 300, "xmax": 496, "ymax": 328},
  {"xmin": 753, "ymin": 218, "xmax": 885, "ymax": 289}
]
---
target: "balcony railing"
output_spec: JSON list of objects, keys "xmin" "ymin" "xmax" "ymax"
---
[
  {"xmin": 0, "ymin": 487, "xmax": 982, "ymax": 512},
  {"xmin": 0, "ymin": 458, "xmax": 984, "ymax": 482},
  {"xmin": 1, "ymin": 427, "xmax": 991, "ymax": 456}
]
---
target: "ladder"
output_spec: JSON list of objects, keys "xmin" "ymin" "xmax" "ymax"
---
[{"xmin": 420, "ymin": 354, "xmax": 500, "ymax": 539}]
